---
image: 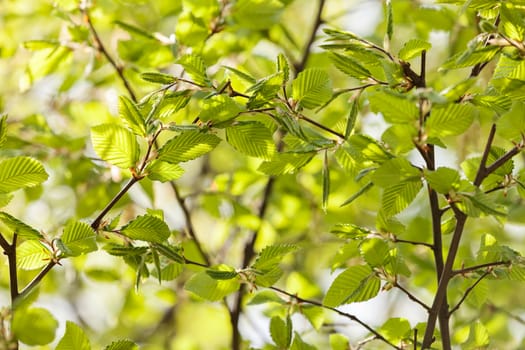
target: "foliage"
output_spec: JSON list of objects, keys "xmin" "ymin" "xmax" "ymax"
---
[{"xmin": 0, "ymin": 0, "xmax": 524, "ymax": 349}]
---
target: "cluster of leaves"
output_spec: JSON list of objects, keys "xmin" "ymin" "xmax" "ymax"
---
[{"xmin": 1, "ymin": 0, "xmax": 525, "ymax": 349}]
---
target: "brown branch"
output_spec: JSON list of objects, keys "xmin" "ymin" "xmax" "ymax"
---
[
  {"xmin": 269, "ymin": 286, "xmax": 402, "ymax": 350},
  {"xmin": 452, "ymin": 260, "xmax": 511, "ymax": 276},
  {"xmin": 394, "ymin": 282, "xmax": 430, "ymax": 311},
  {"xmin": 449, "ymin": 270, "xmax": 490, "ymax": 315},
  {"xmin": 297, "ymin": 113, "xmax": 345, "ymax": 139},
  {"xmin": 474, "ymin": 124, "xmax": 497, "ymax": 186},
  {"xmin": 18, "ymin": 261, "xmax": 57, "ymax": 302},
  {"xmin": 80, "ymin": 5, "xmax": 138, "ymax": 102},
  {"xmin": 392, "ymin": 237, "xmax": 433, "ymax": 249},
  {"xmin": 293, "ymin": 0, "xmax": 325, "ymax": 73}
]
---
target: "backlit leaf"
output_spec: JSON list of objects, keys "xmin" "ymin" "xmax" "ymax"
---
[
  {"xmin": 13, "ymin": 307, "xmax": 58, "ymax": 346},
  {"xmin": 368, "ymin": 89, "xmax": 419, "ymax": 124},
  {"xmin": 292, "ymin": 68, "xmax": 332, "ymax": 109},
  {"xmin": 323, "ymin": 265, "xmax": 380, "ymax": 307},
  {"xmin": 198, "ymin": 95, "xmax": 245, "ymax": 123},
  {"xmin": 185, "ymin": 269, "xmax": 240, "ymax": 301},
  {"xmin": 104, "ymin": 340, "xmax": 139, "ymax": 350},
  {"xmin": 426, "ymin": 104, "xmax": 475, "ymax": 138},
  {"xmin": 0, "ymin": 157, "xmax": 48, "ymax": 193},
  {"xmin": 398, "ymin": 39, "xmax": 431, "ymax": 61},
  {"xmin": 252, "ymin": 244, "xmax": 298, "ymax": 271},
  {"xmin": 424, "ymin": 167, "xmax": 460, "ymax": 194},
  {"xmin": 121, "ymin": 214, "xmax": 171, "ymax": 243},
  {"xmin": 91, "ymin": 124, "xmax": 139, "ymax": 169},
  {"xmin": 146, "ymin": 160, "xmax": 184, "ymax": 182},
  {"xmin": 372, "ymin": 158, "xmax": 420, "ymax": 188},
  {"xmin": 178, "ymin": 54, "xmax": 210, "ymax": 86},
  {"xmin": 329, "ymin": 52, "xmax": 372, "ymax": 80},
  {"xmin": 382, "ymin": 180, "xmax": 423, "ymax": 217},
  {"xmin": 258, "ymin": 152, "xmax": 314, "ymax": 175},
  {"xmin": 226, "ymin": 122, "xmax": 276, "ymax": 160},
  {"xmin": 118, "ymin": 96, "xmax": 146, "ymax": 136},
  {"xmin": 158, "ymin": 130, "xmax": 221, "ymax": 164},
  {"xmin": 270, "ymin": 316, "xmax": 292, "ymax": 348},
  {"xmin": 360, "ymin": 238, "xmax": 390, "ymax": 267},
  {"xmin": 61, "ymin": 221, "xmax": 97, "ymax": 257},
  {"xmin": 232, "ymin": 0, "xmax": 285, "ymax": 30},
  {"xmin": 0, "ymin": 114, "xmax": 7, "ymax": 149},
  {"xmin": 56, "ymin": 321, "xmax": 90, "ymax": 350},
  {"xmin": 17, "ymin": 240, "xmax": 51, "ymax": 270},
  {"xmin": 0, "ymin": 212, "xmax": 42, "ymax": 239}
]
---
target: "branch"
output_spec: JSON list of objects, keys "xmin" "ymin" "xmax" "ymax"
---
[
  {"xmin": 473, "ymin": 124, "xmax": 497, "ymax": 186},
  {"xmin": 452, "ymin": 260, "xmax": 511, "ymax": 276},
  {"xmin": 297, "ymin": 113, "xmax": 345, "ymax": 139},
  {"xmin": 80, "ymin": 5, "xmax": 138, "ymax": 102},
  {"xmin": 394, "ymin": 282, "xmax": 430, "ymax": 311},
  {"xmin": 269, "ymin": 286, "xmax": 402, "ymax": 350},
  {"xmin": 18, "ymin": 261, "xmax": 57, "ymax": 301},
  {"xmin": 449, "ymin": 270, "xmax": 490, "ymax": 315},
  {"xmin": 293, "ymin": 0, "xmax": 325, "ymax": 73},
  {"xmin": 392, "ymin": 237, "xmax": 433, "ymax": 249}
]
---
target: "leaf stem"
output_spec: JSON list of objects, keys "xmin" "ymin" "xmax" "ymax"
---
[
  {"xmin": 394, "ymin": 282, "xmax": 430, "ymax": 311},
  {"xmin": 448, "ymin": 270, "xmax": 490, "ymax": 315}
]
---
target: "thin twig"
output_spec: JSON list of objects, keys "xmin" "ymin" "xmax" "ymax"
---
[
  {"xmin": 394, "ymin": 282, "xmax": 430, "ymax": 311},
  {"xmin": 392, "ymin": 237, "xmax": 433, "ymax": 249},
  {"xmin": 449, "ymin": 270, "xmax": 490, "ymax": 315},
  {"xmin": 298, "ymin": 113, "xmax": 345, "ymax": 139},
  {"xmin": 293, "ymin": 0, "xmax": 326, "ymax": 73},
  {"xmin": 269, "ymin": 286, "xmax": 402, "ymax": 350},
  {"xmin": 18, "ymin": 262, "xmax": 57, "ymax": 301},
  {"xmin": 474, "ymin": 124, "xmax": 497, "ymax": 186},
  {"xmin": 452, "ymin": 261, "xmax": 511, "ymax": 276}
]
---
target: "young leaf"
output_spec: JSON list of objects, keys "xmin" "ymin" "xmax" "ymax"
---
[
  {"xmin": 277, "ymin": 53, "xmax": 290, "ymax": 84},
  {"xmin": 56, "ymin": 321, "xmax": 90, "ymax": 350},
  {"xmin": 0, "ymin": 114, "xmax": 7, "ymax": 149},
  {"xmin": 152, "ymin": 243, "xmax": 185, "ymax": 264},
  {"xmin": 225, "ymin": 122, "xmax": 276, "ymax": 160},
  {"xmin": 291, "ymin": 332, "xmax": 316, "ymax": 350},
  {"xmin": 496, "ymin": 101, "xmax": 525, "ymax": 142},
  {"xmin": 12, "ymin": 307, "xmax": 58, "ymax": 346},
  {"xmin": 178, "ymin": 54, "xmax": 210, "ymax": 86},
  {"xmin": 368, "ymin": 89, "xmax": 419, "ymax": 124},
  {"xmin": 346, "ymin": 134, "xmax": 393, "ymax": 163},
  {"xmin": 0, "ymin": 157, "xmax": 49, "ymax": 193},
  {"xmin": 252, "ymin": 244, "xmax": 298, "ymax": 272},
  {"xmin": 330, "ymin": 224, "xmax": 371, "ymax": 240},
  {"xmin": 345, "ymin": 99, "xmax": 359, "ymax": 139},
  {"xmin": 91, "ymin": 124, "xmax": 139, "ymax": 169},
  {"xmin": 223, "ymin": 66, "xmax": 257, "ymax": 84},
  {"xmin": 158, "ymin": 130, "xmax": 221, "ymax": 164},
  {"xmin": 258, "ymin": 152, "xmax": 315, "ymax": 175},
  {"xmin": 385, "ymin": 0, "xmax": 393, "ymax": 40},
  {"xmin": 330, "ymin": 334, "xmax": 350, "ymax": 350},
  {"xmin": 185, "ymin": 269, "xmax": 240, "ymax": 301},
  {"xmin": 17, "ymin": 240, "xmax": 51, "ymax": 270},
  {"xmin": 340, "ymin": 181, "xmax": 374, "ymax": 207},
  {"xmin": 140, "ymin": 72, "xmax": 176, "ymax": 85},
  {"xmin": 104, "ymin": 340, "xmax": 139, "ymax": 350},
  {"xmin": 382, "ymin": 180, "xmax": 423, "ymax": 217},
  {"xmin": 120, "ymin": 214, "xmax": 171, "ymax": 243},
  {"xmin": 292, "ymin": 68, "xmax": 332, "ymax": 109},
  {"xmin": 323, "ymin": 265, "xmax": 380, "ymax": 307},
  {"xmin": 372, "ymin": 158, "xmax": 420, "ymax": 188},
  {"xmin": 378, "ymin": 318, "xmax": 411, "ymax": 344},
  {"xmin": 61, "ymin": 221, "xmax": 97, "ymax": 257},
  {"xmin": 0, "ymin": 212, "xmax": 42, "ymax": 239},
  {"xmin": 425, "ymin": 103, "xmax": 475, "ymax": 138},
  {"xmin": 329, "ymin": 52, "xmax": 372, "ymax": 80},
  {"xmin": 461, "ymin": 190, "xmax": 508, "ymax": 217},
  {"xmin": 270, "ymin": 316, "xmax": 292, "ymax": 348},
  {"xmin": 322, "ymin": 149, "xmax": 330, "ymax": 210},
  {"xmin": 398, "ymin": 39, "xmax": 431, "ymax": 61},
  {"xmin": 146, "ymin": 160, "xmax": 184, "ymax": 182},
  {"xmin": 360, "ymin": 238, "xmax": 390, "ymax": 267},
  {"xmin": 198, "ymin": 95, "xmax": 245, "ymax": 123},
  {"xmin": 423, "ymin": 167, "xmax": 460, "ymax": 194},
  {"xmin": 232, "ymin": 0, "xmax": 285, "ymax": 30},
  {"xmin": 118, "ymin": 96, "xmax": 146, "ymax": 136}
]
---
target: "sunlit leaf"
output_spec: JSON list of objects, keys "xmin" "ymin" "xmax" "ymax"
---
[
  {"xmin": 178, "ymin": 54, "xmax": 210, "ymax": 86},
  {"xmin": 340, "ymin": 181, "xmax": 374, "ymax": 207},
  {"xmin": 232, "ymin": 0, "xmax": 285, "ymax": 30},
  {"xmin": 120, "ymin": 214, "xmax": 171, "ymax": 243},
  {"xmin": 258, "ymin": 152, "xmax": 314, "ymax": 175},
  {"xmin": 146, "ymin": 160, "xmax": 185, "ymax": 182},
  {"xmin": 13, "ymin": 307, "xmax": 58, "ymax": 346},
  {"xmin": 329, "ymin": 52, "xmax": 372, "ymax": 80},
  {"xmin": 378, "ymin": 318, "xmax": 411, "ymax": 344},
  {"xmin": 270, "ymin": 316, "xmax": 292, "ymax": 348},
  {"xmin": 56, "ymin": 321, "xmax": 90, "ymax": 350},
  {"xmin": 226, "ymin": 121, "xmax": 276, "ymax": 160},
  {"xmin": 0, "ymin": 212, "xmax": 42, "ymax": 239},
  {"xmin": 158, "ymin": 130, "xmax": 221, "ymax": 164},
  {"xmin": 382, "ymin": 180, "xmax": 423, "ymax": 217},
  {"xmin": 118, "ymin": 96, "xmax": 146, "ymax": 136},
  {"xmin": 292, "ymin": 68, "xmax": 332, "ymax": 109},
  {"xmin": 61, "ymin": 221, "xmax": 97, "ymax": 257},
  {"xmin": 323, "ymin": 265, "xmax": 380, "ymax": 307},
  {"xmin": 17, "ymin": 240, "xmax": 51, "ymax": 270},
  {"xmin": 398, "ymin": 39, "xmax": 431, "ymax": 61},
  {"xmin": 252, "ymin": 244, "xmax": 298, "ymax": 271},
  {"xmin": 0, "ymin": 157, "xmax": 48, "ymax": 193},
  {"xmin": 104, "ymin": 340, "xmax": 139, "ymax": 350},
  {"xmin": 140, "ymin": 72, "xmax": 176, "ymax": 85},
  {"xmin": 198, "ymin": 95, "xmax": 245, "ymax": 123},
  {"xmin": 0, "ymin": 114, "xmax": 7, "ymax": 149},
  {"xmin": 91, "ymin": 124, "xmax": 139, "ymax": 169},
  {"xmin": 360, "ymin": 238, "xmax": 389, "ymax": 267},
  {"xmin": 185, "ymin": 268, "xmax": 240, "ymax": 301},
  {"xmin": 372, "ymin": 158, "xmax": 420, "ymax": 188},
  {"xmin": 426, "ymin": 103, "xmax": 475, "ymax": 138},
  {"xmin": 424, "ymin": 167, "xmax": 460, "ymax": 194},
  {"xmin": 368, "ymin": 89, "xmax": 419, "ymax": 124}
]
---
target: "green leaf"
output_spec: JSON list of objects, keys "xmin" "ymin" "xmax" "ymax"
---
[
  {"xmin": 382, "ymin": 180, "xmax": 423, "ymax": 217},
  {"xmin": 146, "ymin": 160, "xmax": 184, "ymax": 182},
  {"xmin": 270, "ymin": 316, "xmax": 292, "ymax": 348},
  {"xmin": 398, "ymin": 39, "xmax": 431, "ymax": 61},
  {"xmin": 277, "ymin": 53, "xmax": 290, "ymax": 84},
  {"xmin": 292, "ymin": 68, "xmax": 332, "ymax": 109},
  {"xmin": 0, "ymin": 114, "xmax": 7, "ymax": 149},
  {"xmin": 114, "ymin": 20, "xmax": 156, "ymax": 40},
  {"xmin": 223, "ymin": 66, "xmax": 257, "ymax": 84},
  {"xmin": 345, "ymin": 99, "xmax": 359, "ymax": 139},
  {"xmin": 153, "ymin": 243, "xmax": 185, "ymax": 264},
  {"xmin": 178, "ymin": 54, "xmax": 210, "ymax": 86},
  {"xmin": 185, "ymin": 269, "xmax": 240, "ymax": 301},
  {"xmin": 346, "ymin": 134, "xmax": 393, "ymax": 163},
  {"xmin": 330, "ymin": 224, "xmax": 371, "ymax": 240},
  {"xmin": 198, "ymin": 95, "xmax": 245, "ymax": 123},
  {"xmin": 340, "ymin": 181, "xmax": 374, "ymax": 207},
  {"xmin": 290, "ymin": 332, "xmax": 316, "ymax": 350},
  {"xmin": 91, "ymin": 124, "xmax": 139, "ymax": 169},
  {"xmin": 323, "ymin": 265, "xmax": 380, "ymax": 307},
  {"xmin": 156, "ymin": 91, "xmax": 192, "ymax": 119},
  {"xmin": 232, "ymin": 0, "xmax": 285, "ymax": 30},
  {"xmin": 118, "ymin": 96, "xmax": 146, "ymax": 136},
  {"xmin": 330, "ymin": 334, "xmax": 350, "ymax": 350},
  {"xmin": 0, "ymin": 157, "xmax": 48, "ymax": 193},
  {"xmin": 13, "ymin": 307, "xmax": 58, "ymax": 346},
  {"xmin": 329, "ymin": 52, "xmax": 372, "ymax": 80},
  {"xmin": 302, "ymin": 305, "xmax": 324, "ymax": 330},
  {"xmin": 461, "ymin": 189, "xmax": 507, "ymax": 217},
  {"xmin": 206, "ymin": 265, "xmax": 238, "ymax": 280},
  {"xmin": 56, "ymin": 321, "xmax": 90, "ymax": 350},
  {"xmin": 61, "ymin": 221, "xmax": 97, "ymax": 257},
  {"xmin": 322, "ymin": 150, "xmax": 330, "ymax": 210},
  {"xmin": 158, "ymin": 130, "xmax": 221, "ymax": 164},
  {"xmin": 426, "ymin": 103, "xmax": 475, "ymax": 138},
  {"xmin": 372, "ymin": 158, "xmax": 420, "ymax": 188},
  {"xmin": 226, "ymin": 122, "xmax": 276, "ymax": 160},
  {"xmin": 500, "ymin": 3, "xmax": 525, "ymax": 41},
  {"xmin": 141, "ymin": 72, "xmax": 176, "ymax": 85},
  {"xmin": 258, "ymin": 152, "xmax": 314, "ymax": 175},
  {"xmin": 104, "ymin": 340, "xmax": 139, "ymax": 350},
  {"xmin": 368, "ymin": 89, "xmax": 419, "ymax": 124},
  {"xmin": 0, "ymin": 212, "xmax": 42, "ymax": 239},
  {"xmin": 464, "ymin": 321, "xmax": 490, "ymax": 349},
  {"xmin": 17, "ymin": 240, "xmax": 51, "ymax": 270},
  {"xmin": 386, "ymin": 0, "xmax": 393, "ymax": 40},
  {"xmin": 247, "ymin": 290, "xmax": 285, "ymax": 305},
  {"xmin": 424, "ymin": 167, "xmax": 460, "ymax": 194},
  {"xmin": 247, "ymin": 72, "xmax": 283, "ymax": 109},
  {"xmin": 360, "ymin": 238, "xmax": 390, "ymax": 267},
  {"xmin": 378, "ymin": 318, "xmax": 411, "ymax": 344},
  {"xmin": 252, "ymin": 244, "xmax": 298, "ymax": 271},
  {"xmin": 120, "ymin": 214, "xmax": 171, "ymax": 243},
  {"xmin": 442, "ymin": 45, "xmax": 500, "ymax": 70},
  {"xmin": 496, "ymin": 102, "xmax": 525, "ymax": 142}
]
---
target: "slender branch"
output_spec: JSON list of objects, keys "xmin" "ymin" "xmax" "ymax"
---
[
  {"xmin": 420, "ymin": 50, "xmax": 427, "ymax": 88},
  {"xmin": 392, "ymin": 237, "xmax": 433, "ymax": 249},
  {"xmin": 394, "ymin": 282, "xmax": 430, "ymax": 311},
  {"xmin": 169, "ymin": 182, "xmax": 211, "ymax": 266},
  {"xmin": 18, "ymin": 261, "xmax": 57, "ymax": 301},
  {"xmin": 484, "ymin": 143, "xmax": 523, "ymax": 178},
  {"xmin": 7, "ymin": 234, "xmax": 18, "ymax": 303},
  {"xmin": 473, "ymin": 124, "xmax": 497, "ymax": 186},
  {"xmin": 91, "ymin": 177, "xmax": 139, "ymax": 231},
  {"xmin": 0, "ymin": 233, "xmax": 10, "ymax": 252},
  {"xmin": 80, "ymin": 5, "xmax": 138, "ymax": 102},
  {"xmin": 449, "ymin": 270, "xmax": 490, "ymax": 315},
  {"xmin": 297, "ymin": 113, "xmax": 345, "ymax": 139},
  {"xmin": 269, "ymin": 286, "xmax": 402, "ymax": 350},
  {"xmin": 452, "ymin": 260, "xmax": 511, "ymax": 276}
]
